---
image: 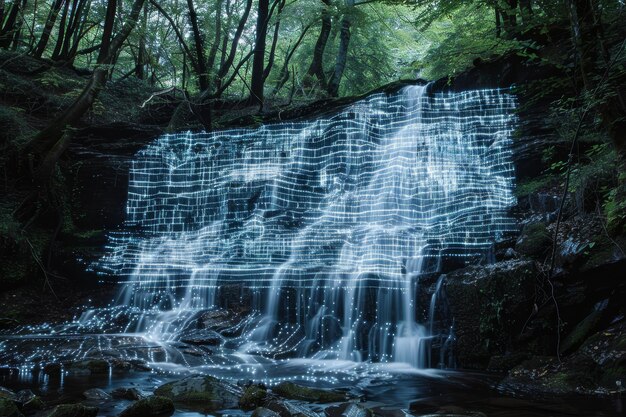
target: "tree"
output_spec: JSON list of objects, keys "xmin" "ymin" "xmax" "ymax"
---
[{"xmin": 16, "ymin": 0, "xmax": 147, "ymax": 223}]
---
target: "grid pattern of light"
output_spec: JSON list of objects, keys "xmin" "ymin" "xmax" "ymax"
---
[{"xmin": 97, "ymin": 86, "xmax": 517, "ymax": 307}]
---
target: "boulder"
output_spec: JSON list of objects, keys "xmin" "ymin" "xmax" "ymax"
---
[
  {"xmin": 0, "ymin": 398, "xmax": 23, "ymax": 417},
  {"xmin": 118, "ymin": 396, "xmax": 175, "ymax": 417},
  {"xmin": 82, "ymin": 388, "xmax": 112, "ymax": 401},
  {"xmin": 252, "ymin": 407, "xmax": 280, "ymax": 417},
  {"xmin": 444, "ymin": 260, "xmax": 537, "ymax": 369},
  {"xmin": 272, "ymin": 382, "xmax": 346, "ymax": 403},
  {"xmin": 47, "ymin": 404, "xmax": 98, "ymax": 417},
  {"xmin": 515, "ymin": 222, "xmax": 550, "ymax": 257},
  {"xmin": 111, "ymin": 388, "xmax": 143, "ymax": 401},
  {"xmin": 239, "ymin": 385, "xmax": 267, "ymax": 411},
  {"xmin": 325, "ymin": 403, "xmax": 372, "ymax": 417},
  {"xmin": 154, "ymin": 376, "xmax": 240, "ymax": 410}
]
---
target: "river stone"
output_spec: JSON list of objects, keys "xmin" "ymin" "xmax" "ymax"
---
[
  {"xmin": 47, "ymin": 404, "xmax": 98, "ymax": 417},
  {"xmin": 15, "ymin": 389, "xmax": 35, "ymax": 404},
  {"xmin": 82, "ymin": 388, "xmax": 112, "ymax": 401},
  {"xmin": 252, "ymin": 407, "xmax": 281, "ymax": 417},
  {"xmin": 272, "ymin": 382, "xmax": 346, "ymax": 403},
  {"xmin": 325, "ymin": 402, "xmax": 372, "ymax": 417},
  {"xmin": 0, "ymin": 398, "xmax": 23, "ymax": 417},
  {"xmin": 239, "ymin": 384, "xmax": 267, "ymax": 410},
  {"xmin": 118, "ymin": 395, "xmax": 175, "ymax": 417},
  {"xmin": 154, "ymin": 375, "xmax": 240, "ymax": 410},
  {"xmin": 111, "ymin": 387, "xmax": 143, "ymax": 401}
]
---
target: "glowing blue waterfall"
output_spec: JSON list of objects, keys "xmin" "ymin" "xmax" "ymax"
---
[{"xmin": 98, "ymin": 85, "xmax": 517, "ymax": 368}]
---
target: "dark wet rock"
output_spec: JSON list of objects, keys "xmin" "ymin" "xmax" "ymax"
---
[
  {"xmin": 47, "ymin": 404, "xmax": 98, "ymax": 417},
  {"xmin": 111, "ymin": 388, "xmax": 143, "ymax": 401},
  {"xmin": 369, "ymin": 406, "xmax": 405, "ymax": 417},
  {"xmin": 22, "ymin": 396, "xmax": 45, "ymax": 413},
  {"xmin": 154, "ymin": 375, "xmax": 240, "ymax": 410},
  {"xmin": 0, "ymin": 398, "xmax": 23, "ymax": 417},
  {"xmin": 444, "ymin": 260, "xmax": 537, "ymax": 369},
  {"xmin": 486, "ymin": 352, "xmax": 529, "ymax": 372},
  {"xmin": 263, "ymin": 398, "xmax": 292, "ymax": 417},
  {"xmin": 325, "ymin": 402, "xmax": 372, "ymax": 417},
  {"xmin": 0, "ymin": 386, "xmax": 16, "ymax": 400},
  {"xmin": 559, "ymin": 300, "xmax": 607, "ymax": 355},
  {"xmin": 118, "ymin": 395, "xmax": 175, "ymax": 417},
  {"xmin": 252, "ymin": 406, "xmax": 280, "ymax": 417},
  {"xmin": 515, "ymin": 222, "xmax": 551, "ymax": 257},
  {"xmin": 272, "ymin": 382, "xmax": 346, "ymax": 403},
  {"xmin": 110, "ymin": 358, "xmax": 133, "ymax": 372},
  {"xmin": 179, "ymin": 329, "xmax": 223, "ymax": 346},
  {"xmin": 239, "ymin": 384, "xmax": 267, "ymax": 411},
  {"xmin": 500, "ymin": 321, "xmax": 626, "ymax": 396},
  {"xmin": 82, "ymin": 388, "xmax": 112, "ymax": 401},
  {"xmin": 66, "ymin": 359, "xmax": 109, "ymax": 375},
  {"xmin": 128, "ymin": 359, "xmax": 151, "ymax": 372},
  {"xmin": 15, "ymin": 390, "xmax": 35, "ymax": 404}
]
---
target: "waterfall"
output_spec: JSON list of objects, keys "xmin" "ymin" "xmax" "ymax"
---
[{"xmin": 96, "ymin": 85, "xmax": 517, "ymax": 368}]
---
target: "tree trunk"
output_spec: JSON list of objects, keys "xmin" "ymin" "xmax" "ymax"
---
[
  {"xmin": 0, "ymin": 0, "xmax": 21, "ymax": 48},
  {"xmin": 327, "ymin": 0, "xmax": 353, "ymax": 97},
  {"xmin": 33, "ymin": 0, "xmax": 64, "ymax": 57},
  {"xmin": 306, "ymin": 0, "xmax": 332, "ymax": 89},
  {"xmin": 248, "ymin": 0, "xmax": 269, "ymax": 107},
  {"xmin": 187, "ymin": 0, "xmax": 209, "ymax": 91},
  {"xmin": 271, "ymin": 23, "xmax": 310, "ymax": 97},
  {"xmin": 216, "ymin": 0, "xmax": 252, "ymax": 93}
]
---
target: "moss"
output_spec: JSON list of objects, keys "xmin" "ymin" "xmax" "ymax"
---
[
  {"xmin": 47, "ymin": 404, "xmax": 98, "ymax": 417},
  {"xmin": 118, "ymin": 396, "xmax": 175, "ymax": 417},
  {"xmin": 239, "ymin": 385, "xmax": 267, "ymax": 411},
  {"xmin": 0, "ymin": 398, "xmax": 23, "ymax": 417},
  {"xmin": 272, "ymin": 382, "xmax": 346, "ymax": 403},
  {"xmin": 154, "ymin": 376, "xmax": 239, "ymax": 410},
  {"xmin": 515, "ymin": 175, "xmax": 557, "ymax": 198},
  {"xmin": 515, "ymin": 222, "xmax": 551, "ymax": 256}
]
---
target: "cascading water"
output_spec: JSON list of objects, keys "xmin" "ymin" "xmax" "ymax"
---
[
  {"xmin": 92, "ymin": 84, "xmax": 517, "ymax": 368},
  {"xmin": 0, "ymin": 85, "xmax": 517, "ymax": 380}
]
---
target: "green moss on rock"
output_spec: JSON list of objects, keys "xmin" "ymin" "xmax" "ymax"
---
[
  {"xmin": 118, "ymin": 396, "xmax": 175, "ymax": 417},
  {"xmin": 515, "ymin": 222, "xmax": 551, "ymax": 256},
  {"xmin": 239, "ymin": 385, "xmax": 267, "ymax": 411},
  {"xmin": 0, "ymin": 398, "xmax": 23, "ymax": 417},
  {"xmin": 47, "ymin": 404, "xmax": 98, "ymax": 417},
  {"xmin": 272, "ymin": 382, "xmax": 346, "ymax": 403},
  {"xmin": 154, "ymin": 376, "xmax": 240, "ymax": 410}
]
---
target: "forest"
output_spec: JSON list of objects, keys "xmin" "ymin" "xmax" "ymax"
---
[{"xmin": 0, "ymin": 0, "xmax": 626, "ymax": 417}]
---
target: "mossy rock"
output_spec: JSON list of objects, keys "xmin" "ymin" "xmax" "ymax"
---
[
  {"xmin": 239, "ymin": 385, "xmax": 267, "ymax": 411},
  {"xmin": 515, "ymin": 222, "xmax": 550, "ymax": 256},
  {"xmin": 0, "ymin": 398, "xmax": 23, "ymax": 417},
  {"xmin": 154, "ymin": 376, "xmax": 240, "ymax": 410},
  {"xmin": 22, "ymin": 396, "xmax": 45, "ymax": 413},
  {"xmin": 66, "ymin": 359, "xmax": 109, "ymax": 375},
  {"xmin": 47, "ymin": 404, "xmax": 98, "ymax": 417},
  {"xmin": 252, "ymin": 407, "xmax": 281, "ymax": 417},
  {"xmin": 560, "ymin": 308, "xmax": 604, "ymax": 355},
  {"xmin": 118, "ymin": 396, "xmax": 175, "ymax": 417},
  {"xmin": 272, "ymin": 382, "xmax": 346, "ymax": 403}
]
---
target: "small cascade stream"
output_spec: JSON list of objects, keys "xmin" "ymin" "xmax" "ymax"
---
[{"xmin": 0, "ymin": 84, "xmax": 518, "ymax": 381}]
